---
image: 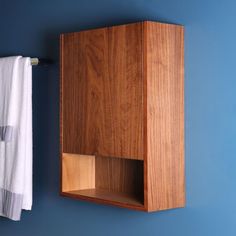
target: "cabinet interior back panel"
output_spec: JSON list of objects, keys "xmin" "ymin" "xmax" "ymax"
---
[{"xmin": 61, "ymin": 23, "xmax": 143, "ymax": 160}]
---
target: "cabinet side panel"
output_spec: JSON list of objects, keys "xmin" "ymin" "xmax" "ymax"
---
[
  {"xmin": 62, "ymin": 153, "xmax": 95, "ymax": 192},
  {"xmin": 146, "ymin": 22, "xmax": 185, "ymax": 211},
  {"xmin": 60, "ymin": 34, "xmax": 64, "ymax": 193}
]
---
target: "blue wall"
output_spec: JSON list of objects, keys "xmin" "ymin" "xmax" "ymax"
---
[{"xmin": 1, "ymin": 0, "xmax": 236, "ymax": 235}]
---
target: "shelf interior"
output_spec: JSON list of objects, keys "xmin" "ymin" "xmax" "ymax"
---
[{"xmin": 62, "ymin": 153, "xmax": 144, "ymax": 207}]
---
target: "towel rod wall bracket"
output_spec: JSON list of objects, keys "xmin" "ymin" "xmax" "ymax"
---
[{"xmin": 30, "ymin": 58, "xmax": 53, "ymax": 66}]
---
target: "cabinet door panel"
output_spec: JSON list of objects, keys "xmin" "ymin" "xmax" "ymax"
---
[
  {"xmin": 61, "ymin": 23, "xmax": 143, "ymax": 160},
  {"xmin": 62, "ymin": 29, "xmax": 108, "ymax": 156}
]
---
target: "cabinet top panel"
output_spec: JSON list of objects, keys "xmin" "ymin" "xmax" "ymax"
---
[{"xmin": 60, "ymin": 21, "xmax": 184, "ymax": 36}]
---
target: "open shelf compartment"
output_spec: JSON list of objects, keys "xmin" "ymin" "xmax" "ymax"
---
[{"xmin": 62, "ymin": 153, "xmax": 144, "ymax": 209}]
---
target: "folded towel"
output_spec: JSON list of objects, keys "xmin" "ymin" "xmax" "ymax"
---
[{"xmin": 0, "ymin": 56, "xmax": 32, "ymax": 221}]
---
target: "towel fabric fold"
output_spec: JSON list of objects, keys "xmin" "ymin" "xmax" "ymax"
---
[{"xmin": 0, "ymin": 56, "xmax": 32, "ymax": 221}]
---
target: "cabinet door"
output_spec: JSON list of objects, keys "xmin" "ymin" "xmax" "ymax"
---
[{"xmin": 61, "ymin": 23, "xmax": 143, "ymax": 160}]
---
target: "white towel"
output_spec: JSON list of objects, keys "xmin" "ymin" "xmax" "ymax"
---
[{"xmin": 0, "ymin": 56, "xmax": 32, "ymax": 221}]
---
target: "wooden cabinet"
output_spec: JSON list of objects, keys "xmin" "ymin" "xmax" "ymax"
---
[{"xmin": 60, "ymin": 21, "xmax": 185, "ymax": 212}]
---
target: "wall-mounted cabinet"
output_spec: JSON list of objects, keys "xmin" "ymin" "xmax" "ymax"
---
[{"xmin": 60, "ymin": 21, "xmax": 185, "ymax": 212}]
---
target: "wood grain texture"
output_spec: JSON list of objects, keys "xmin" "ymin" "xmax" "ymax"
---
[
  {"xmin": 66, "ymin": 189, "xmax": 143, "ymax": 206},
  {"xmin": 145, "ymin": 21, "xmax": 185, "ymax": 211},
  {"xmin": 62, "ymin": 154, "xmax": 144, "ymax": 209},
  {"xmin": 105, "ymin": 23, "xmax": 143, "ymax": 159},
  {"xmin": 61, "ymin": 30, "xmax": 98, "ymax": 155},
  {"xmin": 62, "ymin": 153, "xmax": 95, "ymax": 191},
  {"xmin": 60, "ymin": 21, "xmax": 185, "ymax": 212},
  {"xmin": 95, "ymin": 156, "xmax": 143, "ymax": 201},
  {"xmin": 62, "ymin": 190, "xmax": 145, "ymax": 210},
  {"xmin": 61, "ymin": 23, "xmax": 143, "ymax": 160}
]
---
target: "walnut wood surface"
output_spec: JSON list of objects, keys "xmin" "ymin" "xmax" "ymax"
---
[
  {"xmin": 67, "ymin": 189, "xmax": 143, "ymax": 206},
  {"xmin": 62, "ymin": 153, "xmax": 144, "ymax": 206},
  {"xmin": 62, "ymin": 190, "xmax": 145, "ymax": 210},
  {"xmin": 61, "ymin": 153, "xmax": 144, "ymax": 209},
  {"xmin": 95, "ymin": 156, "xmax": 143, "ymax": 200},
  {"xmin": 145, "ymin": 22, "xmax": 185, "ymax": 211},
  {"xmin": 60, "ymin": 21, "xmax": 185, "ymax": 212},
  {"xmin": 61, "ymin": 23, "xmax": 143, "ymax": 160},
  {"xmin": 62, "ymin": 153, "xmax": 95, "ymax": 192}
]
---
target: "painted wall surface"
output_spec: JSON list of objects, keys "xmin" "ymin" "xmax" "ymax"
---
[{"xmin": 1, "ymin": 0, "xmax": 236, "ymax": 235}]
